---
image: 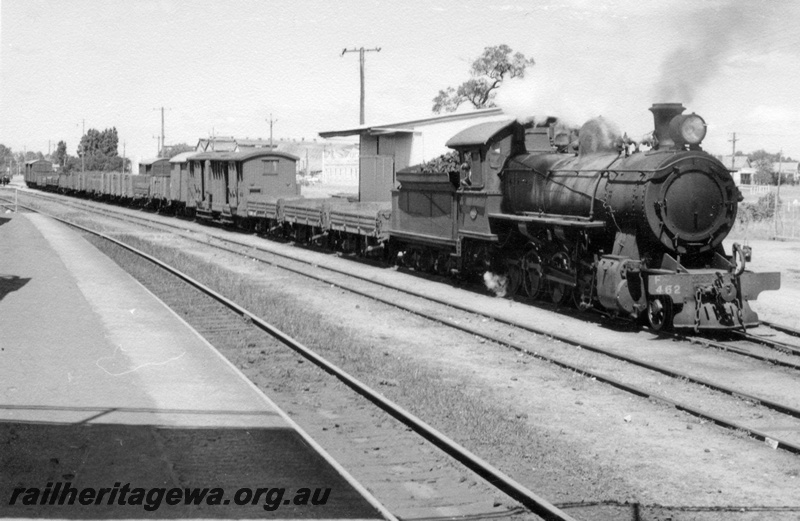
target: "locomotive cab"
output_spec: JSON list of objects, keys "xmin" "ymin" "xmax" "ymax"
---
[{"xmin": 389, "ymin": 119, "xmax": 526, "ymax": 274}]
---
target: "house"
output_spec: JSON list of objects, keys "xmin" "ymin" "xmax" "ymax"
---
[
  {"xmin": 318, "ymin": 107, "xmax": 509, "ymax": 202},
  {"xmin": 195, "ymin": 136, "xmax": 237, "ymax": 152},
  {"xmin": 717, "ymin": 155, "xmax": 753, "ymax": 185},
  {"xmin": 321, "ymin": 145, "xmax": 359, "ymax": 185},
  {"xmin": 773, "ymin": 161, "xmax": 799, "ymax": 185}
]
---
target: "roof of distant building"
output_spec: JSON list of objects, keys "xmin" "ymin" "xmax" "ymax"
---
[
  {"xmin": 139, "ymin": 157, "xmax": 170, "ymax": 165},
  {"xmin": 169, "ymin": 151, "xmax": 198, "ymax": 163},
  {"xmin": 717, "ymin": 155, "xmax": 750, "ymax": 170},
  {"xmin": 775, "ymin": 161, "xmax": 799, "ymax": 173}
]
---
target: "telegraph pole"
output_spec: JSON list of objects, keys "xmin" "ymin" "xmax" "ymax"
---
[
  {"xmin": 80, "ymin": 119, "xmax": 85, "ymax": 173},
  {"xmin": 153, "ymin": 107, "xmax": 169, "ymax": 156},
  {"xmin": 775, "ymin": 149, "xmax": 783, "ymax": 237},
  {"xmin": 341, "ymin": 46, "xmax": 381, "ymax": 125},
  {"xmin": 728, "ymin": 132, "xmax": 738, "ymax": 169},
  {"xmin": 266, "ymin": 113, "xmax": 278, "ymax": 149}
]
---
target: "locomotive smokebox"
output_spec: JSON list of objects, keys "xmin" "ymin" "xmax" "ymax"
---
[{"xmin": 649, "ymin": 103, "xmax": 685, "ymax": 149}]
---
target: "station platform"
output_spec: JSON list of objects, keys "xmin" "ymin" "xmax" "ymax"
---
[{"xmin": 0, "ymin": 210, "xmax": 393, "ymax": 520}]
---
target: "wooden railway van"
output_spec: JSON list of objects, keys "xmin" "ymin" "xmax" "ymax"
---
[
  {"xmin": 24, "ymin": 159, "xmax": 53, "ymax": 187},
  {"xmin": 189, "ymin": 152, "xmax": 221, "ymax": 220},
  {"xmin": 139, "ymin": 157, "xmax": 170, "ymax": 176},
  {"xmin": 188, "ymin": 155, "xmax": 206, "ymax": 216},
  {"xmin": 239, "ymin": 150, "xmax": 299, "ymax": 225},
  {"xmin": 169, "ymin": 152, "xmax": 196, "ymax": 213}
]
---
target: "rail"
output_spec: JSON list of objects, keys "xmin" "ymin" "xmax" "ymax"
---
[
  {"xmin": 8, "ymin": 198, "xmax": 577, "ymax": 521},
  {"xmin": 12, "ymin": 190, "xmax": 800, "ymax": 458}
]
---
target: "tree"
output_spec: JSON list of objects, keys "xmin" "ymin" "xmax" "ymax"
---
[
  {"xmin": 0, "ymin": 144, "xmax": 13, "ymax": 174},
  {"xmin": 432, "ymin": 44, "xmax": 535, "ymax": 113},
  {"xmin": 55, "ymin": 141, "xmax": 68, "ymax": 167},
  {"xmin": 748, "ymin": 149, "xmax": 793, "ymax": 185},
  {"xmin": 753, "ymin": 158, "xmax": 774, "ymax": 185},
  {"xmin": 165, "ymin": 143, "xmax": 195, "ymax": 159},
  {"xmin": 77, "ymin": 127, "xmax": 121, "ymax": 171},
  {"xmin": 748, "ymin": 149, "xmax": 781, "ymax": 164}
]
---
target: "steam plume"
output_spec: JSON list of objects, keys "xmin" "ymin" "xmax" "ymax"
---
[
  {"xmin": 483, "ymin": 272, "xmax": 508, "ymax": 298},
  {"xmin": 654, "ymin": 1, "xmax": 785, "ymax": 103}
]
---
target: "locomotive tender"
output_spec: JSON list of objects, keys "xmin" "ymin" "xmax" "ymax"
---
[
  {"xmin": 391, "ymin": 103, "xmax": 781, "ymax": 330},
  {"xmin": 24, "ymin": 103, "xmax": 780, "ymax": 331}
]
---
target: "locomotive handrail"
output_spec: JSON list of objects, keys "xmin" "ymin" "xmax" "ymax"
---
[
  {"xmin": 488, "ymin": 212, "xmax": 606, "ymax": 228},
  {"xmin": 589, "ymin": 153, "xmax": 621, "ymax": 220}
]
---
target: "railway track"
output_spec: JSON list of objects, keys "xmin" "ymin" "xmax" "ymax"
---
[
  {"xmin": 9, "ymin": 189, "xmax": 800, "ymax": 460},
  {"xmin": 13, "ymin": 189, "xmax": 800, "ymax": 351},
  {"xmin": 761, "ymin": 320, "xmax": 800, "ymax": 338},
  {"xmin": 5, "ymin": 193, "xmax": 578, "ymax": 521}
]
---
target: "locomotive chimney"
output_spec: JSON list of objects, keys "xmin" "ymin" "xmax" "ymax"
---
[{"xmin": 649, "ymin": 103, "xmax": 685, "ymax": 149}]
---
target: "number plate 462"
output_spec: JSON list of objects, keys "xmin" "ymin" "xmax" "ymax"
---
[{"xmin": 654, "ymin": 285, "xmax": 681, "ymax": 295}]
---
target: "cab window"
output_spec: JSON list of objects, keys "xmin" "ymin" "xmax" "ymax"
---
[{"xmin": 468, "ymin": 150, "xmax": 483, "ymax": 187}]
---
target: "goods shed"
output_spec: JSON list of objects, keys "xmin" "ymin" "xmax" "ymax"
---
[{"xmin": 319, "ymin": 108, "xmax": 507, "ymax": 203}]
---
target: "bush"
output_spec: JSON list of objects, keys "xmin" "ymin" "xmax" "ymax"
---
[{"xmin": 737, "ymin": 191, "xmax": 781, "ymax": 225}]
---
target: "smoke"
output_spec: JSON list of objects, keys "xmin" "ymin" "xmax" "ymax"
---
[
  {"xmin": 483, "ymin": 272, "xmax": 508, "ymax": 298},
  {"xmin": 494, "ymin": 69, "xmax": 607, "ymax": 129},
  {"xmin": 578, "ymin": 117, "xmax": 622, "ymax": 155},
  {"xmin": 654, "ymin": 1, "xmax": 786, "ymax": 103}
]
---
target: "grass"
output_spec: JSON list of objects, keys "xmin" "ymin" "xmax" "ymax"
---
[{"xmin": 730, "ymin": 184, "xmax": 800, "ymax": 240}]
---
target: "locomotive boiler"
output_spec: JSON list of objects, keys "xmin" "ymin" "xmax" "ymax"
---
[{"xmin": 390, "ymin": 103, "xmax": 780, "ymax": 331}]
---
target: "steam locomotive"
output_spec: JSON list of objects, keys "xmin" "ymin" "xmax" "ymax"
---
[
  {"xmin": 23, "ymin": 103, "xmax": 780, "ymax": 331},
  {"xmin": 391, "ymin": 103, "xmax": 781, "ymax": 330}
]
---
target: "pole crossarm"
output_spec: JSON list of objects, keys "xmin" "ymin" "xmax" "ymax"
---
[{"xmin": 341, "ymin": 46, "xmax": 381, "ymax": 125}]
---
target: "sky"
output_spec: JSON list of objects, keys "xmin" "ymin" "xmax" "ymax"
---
[{"xmin": 2, "ymin": 0, "xmax": 800, "ymax": 167}]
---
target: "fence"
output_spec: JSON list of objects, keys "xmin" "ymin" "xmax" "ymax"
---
[
  {"xmin": 739, "ymin": 184, "xmax": 773, "ymax": 195},
  {"xmin": 775, "ymin": 199, "xmax": 800, "ymax": 239}
]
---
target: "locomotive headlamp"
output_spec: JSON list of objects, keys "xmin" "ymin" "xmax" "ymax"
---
[{"xmin": 669, "ymin": 113, "xmax": 707, "ymax": 146}]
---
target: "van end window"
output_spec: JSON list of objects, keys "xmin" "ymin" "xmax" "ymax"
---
[{"xmin": 262, "ymin": 159, "xmax": 279, "ymax": 175}]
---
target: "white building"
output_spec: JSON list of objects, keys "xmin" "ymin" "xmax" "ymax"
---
[
  {"xmin": 718, "ymin": 155, "xmax": 753, "ymax": 185},
  {"xmin": 321, "ymin": 146, "xmax": 359, "ymax": 185},
  {"xmin": 319, "ymin": 108, "xmax": 508, "ymax": 202}
]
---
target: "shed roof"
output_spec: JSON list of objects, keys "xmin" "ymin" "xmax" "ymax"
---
[
  {"xmin": 169, "ymin": 151, "xmax": 198, "ymax": 163},
  {"xmin": 445, "ymin": 119, "xmax": 517, "ymax": 148},
  {"xmin": 318, "ymin": 107, "xmax": 505, "ymax": 138},
  {"xmin": 139, "ymin": 157, "xmax": 170, "ymax": 166},
  {"xmin": 236, "ymin": 139, "xmax": 274, "ymax": 147}
]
